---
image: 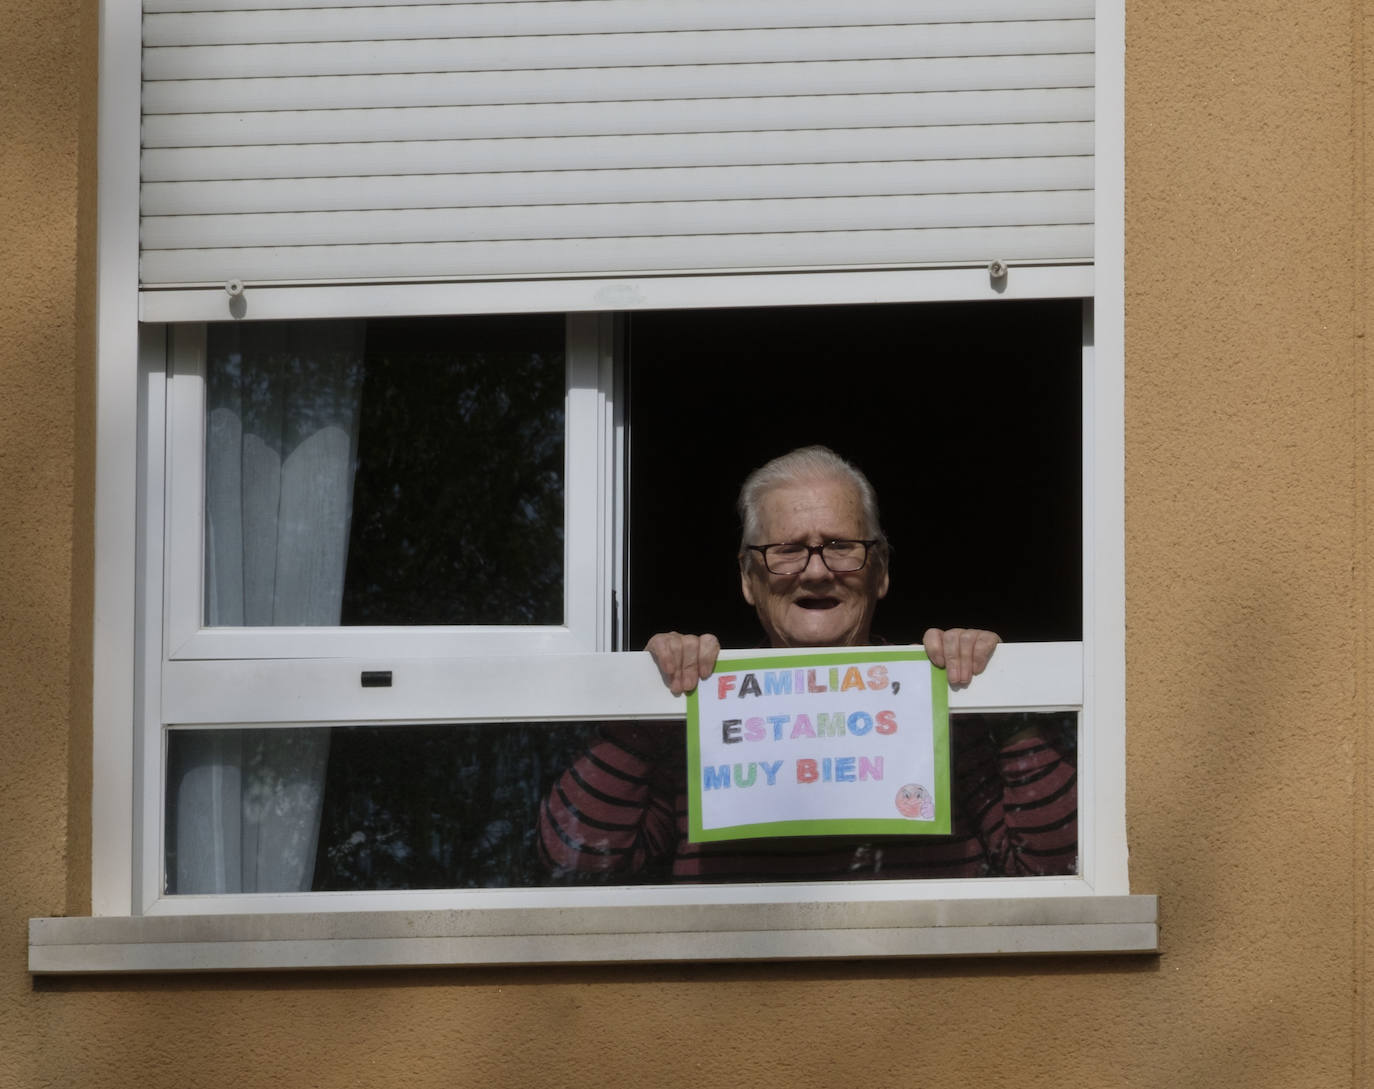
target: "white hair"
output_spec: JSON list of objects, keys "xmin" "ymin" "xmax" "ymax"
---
[{"xmin": 736, "ymin": 445, "xmax": 887, "ymax": 563}]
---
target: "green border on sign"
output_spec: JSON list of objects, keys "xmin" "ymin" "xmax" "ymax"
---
[{"xmin": 686, "ymin": 648, "xmax": 950, "ymax": 842}]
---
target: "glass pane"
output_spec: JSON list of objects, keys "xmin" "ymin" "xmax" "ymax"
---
[
  {"xmin": 626, "ymin": 300, "xmax": 1082, "ymax": 647},
  {"xmin": 543, "ymin": 712, "xmax": 1077, "ymax": 883},
  {"xmin": 203, "ymin": 314, "xmax": 565, "ymax": 628},
  {"xmin": 165, "ymin": 713, "xmax": 1075, "ymax": 894}
]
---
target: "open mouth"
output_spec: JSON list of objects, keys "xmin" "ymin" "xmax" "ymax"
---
[{"xmin": 795, "ymin": 596, "xmax": 840, "ymax": 610}]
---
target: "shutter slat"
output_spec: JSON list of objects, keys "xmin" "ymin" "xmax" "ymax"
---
[
  {"xmin": 143, "ymin": 55, "xmax": 1095, "ymax": 115},
  {"xmin": 144, "ymin": 23, "xmax": 1095, "ymax": 80},
  {"xmin": 142, "ymin": 158, "xmax": 1095, "ymax": 216},
  {"xmin": 144, "ymin": 90, "xmax": 1094, "ymax": 148},
  {"xmin": 140, "ymin": 225, "xmax": 1094, "ymax": 286},
  {"xmin": 142, "ymin": 124, "xmax": 1096, "ymax": 182},
  {"xmin": 147, "ymin": 0, "xmax": 1091, "ymax": 21},
  {"xmin": 145, "ymin": 0, "xmax": 1090, "ymax": 45},
  {"xmin": 142, "ymin": 192, "xmax": 1094, "ymax": 250}
]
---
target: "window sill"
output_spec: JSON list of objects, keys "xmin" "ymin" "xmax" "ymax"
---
[{"xmin": 30, "ymin": 895, "xmax": 1157, "ymax": 973}]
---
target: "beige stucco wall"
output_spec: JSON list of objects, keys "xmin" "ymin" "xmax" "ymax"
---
[{"xmin": 2, "ymin": 2, "xmax": 1370, "ymax": 1087}]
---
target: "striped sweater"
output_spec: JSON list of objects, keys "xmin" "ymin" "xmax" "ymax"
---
[{"xmin": 539, "ymin": 716, "xmax": 1077, "ymax": 882}]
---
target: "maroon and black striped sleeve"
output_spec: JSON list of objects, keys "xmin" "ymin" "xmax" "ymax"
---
[
  {"xmin": 538, "ymin": 723, "xmax": 681, "ymax": 876},
  {"xmin": 974, "ymin": 731, "xmax": 1078, "ymax": 876}
]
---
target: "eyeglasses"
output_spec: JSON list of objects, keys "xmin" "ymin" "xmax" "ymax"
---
[{"xmin": 744, "ymin": 539, "xmax": 879, "ymax": 575}]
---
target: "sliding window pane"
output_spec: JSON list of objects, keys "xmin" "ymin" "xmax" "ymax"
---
[
  {"xmin": 165, "ymin": 714, "xmax": 1075, "ymax": 894},
  {"xmin": 203, "ymin": 314, "xmax": 566, "ymax": 629}
]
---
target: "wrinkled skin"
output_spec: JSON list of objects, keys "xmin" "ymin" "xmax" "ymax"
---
[{"xmin": 739, "ymin": 478, "xmax": 888, "ymax": 650}]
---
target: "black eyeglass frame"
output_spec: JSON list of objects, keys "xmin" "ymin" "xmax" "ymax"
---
[{"xmin": 743, "ymin": 538, "xmax": 881, "ymax": 575}]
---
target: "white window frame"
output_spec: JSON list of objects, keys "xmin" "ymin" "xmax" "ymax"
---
[
  {"xmin": 140, "ymin": 306, "xmax": 1104, "ymax": 914},
  {"xmin": 116, "ymin": 298, "xmax": 1129, "ymax": 933},
  {"xmin": 162, "ymin": 315, "xmax": 615, "ymax": 664},
  {"xmin": 45, "ymin": 0, "xmax": 1148, "ymax": 969}
]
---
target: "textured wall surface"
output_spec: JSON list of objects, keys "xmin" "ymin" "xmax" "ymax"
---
[
  {"xmin": 1125, "ymin": 2, "xmax": 1364, "ymax": 1085},
  {"xmin": 0, "ymin": 0, "xmax": 88, "ymax": 1079},
  {"xmin": 2, "ymin": 1, "xmax": 1371, "ymax": 1087}
]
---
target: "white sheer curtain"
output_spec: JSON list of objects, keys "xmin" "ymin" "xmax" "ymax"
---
[{"xmin": 174, "ymin": 320, "xmax": 365, "ymax": 893}]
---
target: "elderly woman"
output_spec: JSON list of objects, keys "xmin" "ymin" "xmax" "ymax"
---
[{"xmin": 539, "ymin": 446, "xmax": 1077, "ymax": 881}]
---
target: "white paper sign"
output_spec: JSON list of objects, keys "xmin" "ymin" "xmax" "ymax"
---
[{"xmin": 686, "ymin": 648, "xmax": 949, "ymax": 842}]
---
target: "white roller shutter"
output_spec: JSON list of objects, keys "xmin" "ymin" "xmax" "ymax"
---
[{"xmin": 140, "ymin": 0, "xmax": 1094, "ymax": 310}]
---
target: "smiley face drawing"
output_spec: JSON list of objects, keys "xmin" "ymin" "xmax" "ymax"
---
[{"xmin": 895, "ymin": 783, "xmax": 934, "ymax": 820}]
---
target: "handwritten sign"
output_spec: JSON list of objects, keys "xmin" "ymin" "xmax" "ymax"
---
[{"xmin": 686, "ymin": 648, "xmax": 949, "ymax": 842}]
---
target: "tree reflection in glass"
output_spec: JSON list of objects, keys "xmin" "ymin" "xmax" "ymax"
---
[
  {"xmin": 205, "ymin": 314, "xmax": 565, "ymax": 629},
  {"xmin": 205, "ymin": 314, "xmax": 566, "ymax": 629},
  {"xmin": 341, "ymin": 314, "xmax": 566, "ymax": 627}
]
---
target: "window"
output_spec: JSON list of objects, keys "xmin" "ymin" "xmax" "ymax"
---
[
  {"xmin": 163, "ymin": 314, "xmax": 610, "ymax": 661},
  {"xmin": 155, "ymin": 301, "xmax": 1083, "ymax": 898},
  {"xmin": 48, "ymin": 0, "xmax": 1151, "ymax": 968}
]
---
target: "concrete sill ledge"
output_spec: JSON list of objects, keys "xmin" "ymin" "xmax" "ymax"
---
[{"xmin": 30, "ymin": 895, "xmax": 1157, "ymax": 973}]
